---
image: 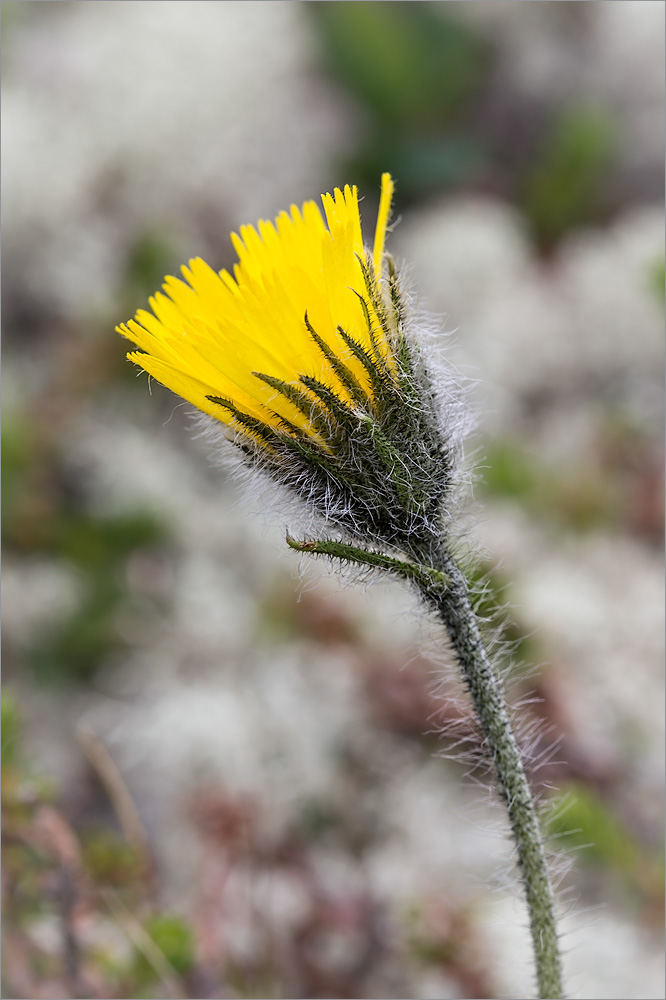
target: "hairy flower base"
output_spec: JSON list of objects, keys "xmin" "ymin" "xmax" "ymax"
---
[{"xmin": 210, "ymin": 274, "xmax": 453, "ymax": 547}]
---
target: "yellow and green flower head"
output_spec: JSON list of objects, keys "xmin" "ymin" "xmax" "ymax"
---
[{"xmin": 119, "ymin": 174, "xmax": 458, "ymax": 551}]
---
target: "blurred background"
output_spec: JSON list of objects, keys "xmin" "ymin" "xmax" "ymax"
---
[{"xmin": 2, "ymin": 2, "xmax": 664, "ymax": 998}]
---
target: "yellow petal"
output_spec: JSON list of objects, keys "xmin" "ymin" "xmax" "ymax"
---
[{"xmin": 120, "ymin": 175, "xmax": 396, "ymax": 440}]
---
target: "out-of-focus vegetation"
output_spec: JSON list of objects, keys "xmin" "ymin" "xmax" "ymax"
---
[
  {"xmin": 2, "ymin": 413, "xmax": 168, "ymax": 685},
  {"xmin": 521, "ymin": 105, "xmax": 616, "ymax": 249},
  {"xmin": 1, "ymin": 689, "xmax": 506, "ymax": 999},
  {"xmin": 1, "ymin": 691, "xmax": 196, "ymax": 999},
  {"xmin": 309, "ymin": 1, "xmax": 621, "ymax": 250},
  {"xmin": 547, "ymin": 782, "xmax": 665, "ymax": 911},
  {"xmin": 481, "ymin": 421, "xmax": 664, "ymax": 542},
  {"xmin": 649, "ymin": 254, "xmax": 666, "ymax": 301},
  {"xmin": 310, "ymin": 2, "xmax": 490, "ymax": 199}
]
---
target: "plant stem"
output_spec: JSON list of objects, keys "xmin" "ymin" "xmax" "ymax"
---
[
  {"xmin": 287, "ymin": 533, "xmax": 564, "ymax": 997},
  {"xmin": 420, "ymin": 545, "xmax": 564, "ymax": 1000}
]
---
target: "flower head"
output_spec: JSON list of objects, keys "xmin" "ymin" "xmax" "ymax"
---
[{"xmin": 118, "ymin": 175, "xmax": 458, "ymax": 552}]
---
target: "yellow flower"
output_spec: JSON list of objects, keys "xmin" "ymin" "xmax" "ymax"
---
[
  {"xmin": 118, "ymin": 174, "xmax": 396, "ymax": 437},
  {"xmin": 119, "ymin": 173, "xmax": 455, "ymax": 548}
]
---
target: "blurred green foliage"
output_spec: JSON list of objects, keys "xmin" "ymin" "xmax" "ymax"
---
[
  {"xmin": 521, "ymin": 106, "xmax": 617, "ymax": 250},
  {"xmin": 2, "ymin": 413, "xmax": 169, "ymax": 684},
  {"xmin": 482, "ymin": 440, "xmax": 541, "ymax": 501},
  {"xmin": 482, "ymin": 421, "xmax": 664, "ymax": 544},
  {"xmin": 1, "ymin": 691, "xmax": 56, "ymax": 807},
  {"xmin": 405, "ymin": 899, "xmax": 493, "ymax": 998},
  {"xmin": 549, "ymin": 781, "xmax": 640, "ymax": 872},
  {"xmin": 122, "ymin": 229, "xmax": 176, "ymax": 306},
  {"xmin": 547, "ymin": 781, "xmax": 664, "ymax": 904},
  {"xmin": 81, "ymin": 827, "xmax": 147, "ymax": 889},
  {"xmin": 481, "ymin": 438, "xmax": 623, "ymax": 533},
  {"xmin": 1, "ymin": 692, "xmax": 198, "ymax": 999},
  {"xmin": 2, "ymin": 690, "xmax": 22, "ymax": 771},
  {"xmin": 311, "ymin": 3, "xmax": 621, "ymax": 249},
  {"xmin": 312, "ymin": 1, "xmax": 486, "ymax": 126},
  {"xmin": 131, "ymin": 914, "xmax": 195, "ymax": 983},
  {"xmin": 310, "ymin": 1, "xmax": 489, "ymax": 198},
  {"xmin": 648, "ymin": 254, "xmax": 665, "ymax": 303},
  {"xmin": 2, "ymin": 693, "xmax": 58, "ymax": 952},
  {"xmin": 0, "ymin": 0, "xmax": 32, "ymax": 47}
]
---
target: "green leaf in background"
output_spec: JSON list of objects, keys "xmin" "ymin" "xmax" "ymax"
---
[
  {"xmin": 1, "ymin": 691, "xmax": 22, "ymax": 772},
  {"xmin": 481, "ymin": 437, "xmax": 624, "ymax": 534},
  {"xmin": 348, "ymin": 131, "xmax": 488, "ymax": 202},
  {"xmin": 123, "ymin": 229, "xmax": 176, "ymax": 302},
  {"xmin": 128, "ymin": 914, "xmax": 195, "ymax": 990},
  {"xmin": 309, "ymin": 1, "xmax": 490, "ymax": 197},
  {"xmin": 521, "ymin": 105, "xmax": 617, "ymax": 250},
  {"xmin": 548, "ymin": 782, "xmax": 639, "ymax": 872},
  {"xmin": 547, "ymin": 781, "xmax": 664, "ymax": 906},
  {"xmin": 310, "ymin": 1, "xmax": 487, "ymax": 126},
  {"xmin": 648, "ymin": 254, "xmax": 665, "ymax": 304},
  {"xmin": 81, "ymin": 827, "xmax": 146, "ymax": 889},
  {"xmin": 2, "ymin": 412, "xmax": 169, "ymax": 685}
]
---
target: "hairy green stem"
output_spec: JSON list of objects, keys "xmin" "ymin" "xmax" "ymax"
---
[
  {"xmin": 416, "ymin": 545, "xmax": 564, "ymax": 1000},
  {"xmin": 288, "ymin": 533, "xmax": 564, "ymax": 999}
]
